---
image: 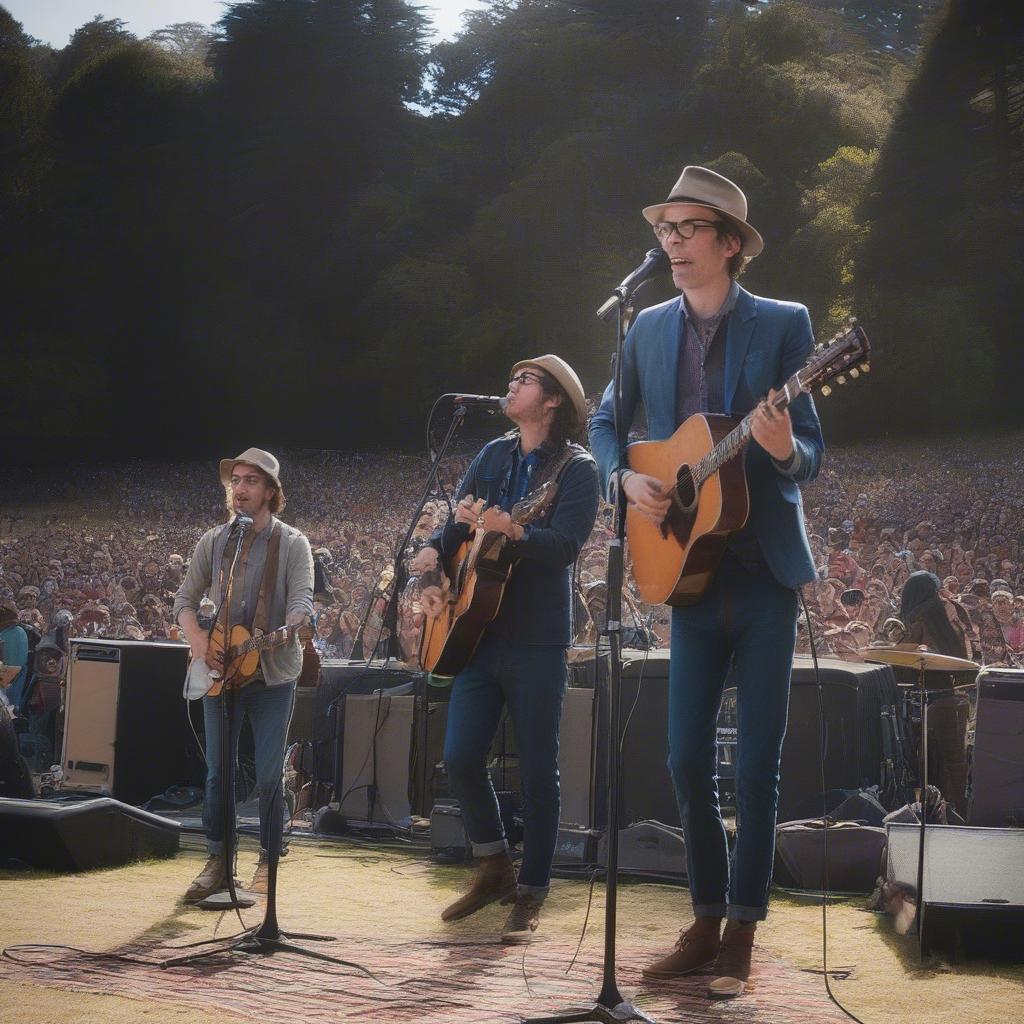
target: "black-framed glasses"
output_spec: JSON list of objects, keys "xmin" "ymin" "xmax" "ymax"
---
[
  {"xmin": 509, "ymin": 371, "xmax": 544, "ymax": 387},
  {"xmin": 652, "ymin": 218, "xmax": 722, "ymax": 242}
]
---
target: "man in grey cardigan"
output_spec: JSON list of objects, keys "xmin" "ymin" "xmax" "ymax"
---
[{"xmin": 174, "ymin": 448, "xmax": 313, "ymax": 903}]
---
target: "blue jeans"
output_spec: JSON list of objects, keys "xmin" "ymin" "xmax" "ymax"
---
[
  {"xmin": 668, "ymin": 552, "xmax": 798, "ymax": 922},
  {"xmin": 202, "ymin": 680, "xmax": 295, "ymax": 857},
  {"xmin": 443, "ymin": 635, "xmax": 567, "ymax": 895}
]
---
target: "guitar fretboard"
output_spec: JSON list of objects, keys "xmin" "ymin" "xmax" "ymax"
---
[{"xmin": 691, "ymin": 372, "xmax": 802, "ymax": 487}]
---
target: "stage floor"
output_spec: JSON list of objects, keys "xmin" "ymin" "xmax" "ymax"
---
[{"xmin": 1, "ymin": 836, "xmax": 1020, "ymax": 1024}]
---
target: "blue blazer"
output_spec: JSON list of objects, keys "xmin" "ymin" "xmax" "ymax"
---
[{"xmin": 589, "ymin": 286, "xmax": 824, "ymax": 590}]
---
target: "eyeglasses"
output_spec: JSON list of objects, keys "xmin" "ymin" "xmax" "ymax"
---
[
  {"xmin": 652, "ymin": 218, "xmax": 722, "ymax": 242},
  {"xmin": 509, "ymin": 371, "xmax": 544, "ymax": 387}
]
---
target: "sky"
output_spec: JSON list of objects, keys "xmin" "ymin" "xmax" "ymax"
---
[{"xmin": 3, "ymin": 0, "xmax": 488, "ymax": 47}]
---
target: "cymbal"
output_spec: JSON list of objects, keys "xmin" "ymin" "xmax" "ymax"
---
[{"xmin": 857, "ymin": 644, "xmax": 979, "ymax": 672}]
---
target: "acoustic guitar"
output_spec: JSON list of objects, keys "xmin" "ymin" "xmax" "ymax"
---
[
  {"xmin": 626, "ymin": 321, "xmax": 870, "ymax": 606},
  {"xmin": 183, "ymin": 621, "xmax": 306, "ymax": 700},
  {"xmin": 419, "ymin": 483, "xmax": 560, "ymax": 677}
]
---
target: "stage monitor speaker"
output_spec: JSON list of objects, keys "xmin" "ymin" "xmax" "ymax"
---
[
  {"xmin": 886, "ymin": 822, "xmax": 1024, "ymax": 957},
  {"xmin": 0, "ymin": 796, "xmax": 179, "ymax": 871},
  {"xmin": 62, "ymin": 639, "xmax": 202, "ymax": 806},
  {"xmin": 969, "ymin": 669, "xmax": 1024, "ymax": 827}
]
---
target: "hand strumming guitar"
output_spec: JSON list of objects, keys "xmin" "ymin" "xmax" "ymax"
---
[{"xmin": 622, "ymin": 472, "xmax": 671, "ymax": 525}]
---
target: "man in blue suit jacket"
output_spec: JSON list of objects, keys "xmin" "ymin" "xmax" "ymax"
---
[{"xmin": 590, "ymin": 166, "xmax": 824, "ymax": 998}]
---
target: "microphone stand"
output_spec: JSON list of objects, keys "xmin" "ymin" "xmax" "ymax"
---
[
  {"xmin": 161, "ymin": 519, "xmax": 374, "ymax": 979},
  {"xmin": 350, "ymin": 401, "xmax": 470, "ymax": 827},
  {"xmin": 525, "ymin": 291, "xmax": 655, "ymax": 1024}
]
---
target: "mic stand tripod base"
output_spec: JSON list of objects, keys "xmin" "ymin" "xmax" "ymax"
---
[
  {"xmin": 198, "ymin": 889, "xmax": 257, "ymax": 911},
  {"xmin": 524, "ymin": 1001, "xmax": 655, "ymax": 1024}
]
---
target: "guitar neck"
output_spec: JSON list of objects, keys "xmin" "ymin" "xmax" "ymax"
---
[
  {"xmin": 692, "ymin": 371, "xmax": 801, "ymax": 486},
  {"xmin": 231, "ymin": 625, "xmax": 293, "ymax": 660}
]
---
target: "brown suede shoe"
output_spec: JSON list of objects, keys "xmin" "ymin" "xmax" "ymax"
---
[
  {"xmin": 708, "ymin": 920, "xmax": 756, "ymax": 998},
  {"xmin": 248, "ymin": 852, "xmax": 270, "ymax": 896},
  {"xmin": 184, "ymin": 855, "xmax": 226, "ymax": 904},
  {"xmin": 441, "ymin": 851, "xmax": 517, "ymax": 922},
  {"xmin": 501, "ymin": 894, "xmax": 543, "ymax": 944},
  {"xmin": 642, "ymin": 917, "xmax": 722, "ymax": 979}
]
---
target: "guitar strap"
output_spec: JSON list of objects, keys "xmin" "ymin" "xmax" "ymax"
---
[
  {"xmin": 216, "ymin": 518, "xmax": 281, "ymax": 637},
  {"xmin": 253, "ymin": 520, "xmax": 282, "ymax": 637}
]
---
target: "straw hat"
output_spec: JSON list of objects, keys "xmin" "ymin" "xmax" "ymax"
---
[
  {"xmin": 510, "ymin": 354, "xmax": 588, "ymax": 429},
  {"xmin": 642, "ymin": 165, "xmax": 764, "ymax": 258},
  {"xmin": 219, "ymin": 448, "xmax": 283, "ymax": 491}
]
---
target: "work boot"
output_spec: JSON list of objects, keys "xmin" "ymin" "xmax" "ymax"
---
[
  {"xmin": 248, "ymin": 851, "xmax": 270, "ymax": 896},
  {"xmin": 184, "ymin": 855, "xmax": 227, "ymax": 904},
  {"xmin": 441, "ymin": 851, "xmax": 517, "ymax": 922},
  {"xmin": 501, "ymin": 893, "xmax": 543, "ymax": 944},
  {"xmin": 642, "ymin": 916, "xmax": 722, "ymax": 980},
  {"xmin": 708, "ymin": 920, "xmax": 756, "ymax": 998}
]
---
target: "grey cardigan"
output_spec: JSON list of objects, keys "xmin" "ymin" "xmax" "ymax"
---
[{"xmin": 173, "ymin": 517, "xmax": 314, "ymax": 686}]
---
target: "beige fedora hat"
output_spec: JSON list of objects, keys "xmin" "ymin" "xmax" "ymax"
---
[
  {"xmin": 643, "ymin": 165, "xmax": 764, "ymax": 258},
  {"xmin": 510, "ymin": 354, "xmax": 588, "ymax": 429},
  {"xmin": 219, "ymin": 447, "xmax": 283, "ymax": 490}
]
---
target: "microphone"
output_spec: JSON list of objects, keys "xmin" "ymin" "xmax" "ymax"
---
[
  {"xmin": 231, "ymin": 514, "xmax": 254, "ymax": 534},
  {"xmin": 443, "ymin": 393, "xmax": 508, "ymax": 412},
  {"xmin": 596, "ymin": 247, "xmax": 671, "ymax": 320}
]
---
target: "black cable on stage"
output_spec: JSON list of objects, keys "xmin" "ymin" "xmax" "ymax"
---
[{"xmin": 801, "ymin": 585, "xmax": 868, "ymax": 1024}]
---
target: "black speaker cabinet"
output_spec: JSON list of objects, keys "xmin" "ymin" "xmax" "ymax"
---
[
  {"xmin": 62, "ymin": 639, "xmax": 203, "ymax": 806},
  {"xmin": 970, "ymin": 668, "xmax": 1024, "ymax": 826},
  {"xmin": 0, "ymin": 796, "xmax": 179, "ymax": 871},
  {"xmin": 593, "ymin": 650, "xmax": 905, "ymax": 829}
]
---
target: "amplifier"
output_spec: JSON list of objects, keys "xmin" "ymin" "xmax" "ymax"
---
[
  {"xmin": 886, "ymin": 822, "xmax": 1024, "ymax": 956},
  {"xmin": 62, "ymin": 639, "xmax": 202, "ymax": 806},
  {"xmin": 969, "ymin": 668, "xmax": 1024, "ymax": 826}
]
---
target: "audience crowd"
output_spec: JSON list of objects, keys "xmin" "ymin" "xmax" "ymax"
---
[{"xmin": 2, "ymin": 437, "xmax": 1023, "ymax": 685}]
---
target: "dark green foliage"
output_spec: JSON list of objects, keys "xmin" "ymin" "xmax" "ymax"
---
[{"xmin": 1, "ymin": 0, "xmax": 1015, "ymax": 457}]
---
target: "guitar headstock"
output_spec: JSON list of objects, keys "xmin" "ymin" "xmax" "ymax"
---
[
  {"xmin": 510, "ymin": 480, "xmax": 558, "ymax": 525},
  {"xmin": 797, "ymin": 318, "xmax": 871, "ymax": 398}
]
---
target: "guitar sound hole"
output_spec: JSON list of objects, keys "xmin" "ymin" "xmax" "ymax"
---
[{"xmin": 674, "ymin": 465, "xmax": 698, "ymax": 514}]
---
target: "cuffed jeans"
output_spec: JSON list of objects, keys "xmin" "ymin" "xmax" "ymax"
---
[
  {"xmin": 668, "ymin": 552, "xmax": 798, "ymax": 922},
  {"xmin": 202, "ymin": 680, "xmax": 295, "ymax": 857},
  {"xmin": 443, "ymin": 635, "xmax": 567, "ymax": 895}
]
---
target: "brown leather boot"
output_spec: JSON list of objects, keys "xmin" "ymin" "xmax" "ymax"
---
[
  {"xmin": 500, "ymin": 893, "xmax": 543, "ymax": 944},
  {"xmin": 642, "ymin": 916, "xmax": 722, "ymax": 979},
  {"xmin": 441, "ymin": 851, "xmax": 517, "ymax": 922},
  {"xmin": 184, "ymin": 855, "xmax": 226, "ymax": 904},
  {"xmin": 708, "ymin": 920, "xmax": 756, "ymax": 998}
]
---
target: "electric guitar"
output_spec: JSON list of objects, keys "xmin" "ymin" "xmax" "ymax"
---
[
  {"xmin": 183, "ymin": 621, "xmax": 305, "ymax": 700},
  {"xmin": 625, "ymin": 320, "xmax": 870, "ymax": 606},
  {"xmin": 419, "ymin": 483, "xmax": 560, "ymax": 677}
]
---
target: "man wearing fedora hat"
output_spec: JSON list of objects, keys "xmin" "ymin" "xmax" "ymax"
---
[
  {"xmin": 591, "ymin": 165, "xmax": 824, "ymax": 997},
  {"xmin": 173, "ymin": 448, "xmax": 313, "ymax": 903},
  {"xmin": 410, "ymin": 355, "xmax": 599, "ymax": 944}
]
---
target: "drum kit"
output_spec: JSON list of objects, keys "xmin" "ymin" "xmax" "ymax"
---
[{"xmin": 857, "ymin": 643, "xmax": 980, "ymax": 953}]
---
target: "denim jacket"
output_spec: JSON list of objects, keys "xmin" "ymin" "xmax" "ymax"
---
[{"xmin": 431, "ymin": 435, "xmax": 599, "ymax": 645}]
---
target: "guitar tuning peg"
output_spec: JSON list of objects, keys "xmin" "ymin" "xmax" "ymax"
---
[
  {"xmin": 849, "ymin": 368, "xmax": 859, "ymax": 379},
  {"xmin": 836, "ymin": 375, "xmax": 847, "ymax": 385},
  {"xmin": 860, "ymin": 362, "xmax": 870, "ymax": 373},
  {"xmin": 821, "ymin": 385, "xmax": 832, "ymax": 397}
]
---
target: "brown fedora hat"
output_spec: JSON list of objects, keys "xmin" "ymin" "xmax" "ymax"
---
[
  {"xmin": 219, "ymin": 447, "xmax": 283, "ymax": 491},
  {"xmin": 510, "ymin": 354, "xmax": 588, "ymax": 429},
  {"xmin": 643, "ymin": 165, "xmax": 764, "ymax": 258}
]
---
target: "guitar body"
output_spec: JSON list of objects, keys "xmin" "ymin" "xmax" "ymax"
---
[
  {"xmin": 420, "ymin": 531, "xmax": 511, "ymax": 677},
  {"xmin": 627, "ymin": 413, "xmax": 750, "ymax": 607},
  {"xmin": 205, "ymin": 622, "xmax": 265, "ymax": 695}
]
